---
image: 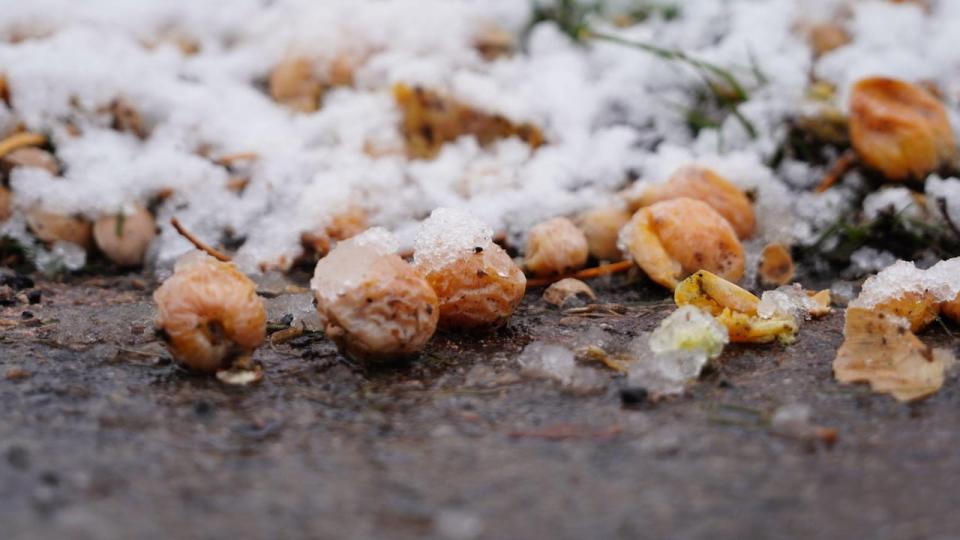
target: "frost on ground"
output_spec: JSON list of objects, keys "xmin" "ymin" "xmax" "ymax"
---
[
  {"xmin": 2, "ymin": 0, "xmax": 960, "ymax": 274},
  {"xmin": 518, "ymin": 341, "xmax": 606, "ymax": 394}
]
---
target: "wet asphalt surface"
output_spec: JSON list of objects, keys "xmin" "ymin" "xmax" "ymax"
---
[{"xmin": 2, "ymin": 273, "xmax": 960, "ymax": 540}]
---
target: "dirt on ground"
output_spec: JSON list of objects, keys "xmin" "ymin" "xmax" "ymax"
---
[{"xmin": 1, "ymin": 273, "xmax": 959, "ymax": 540}]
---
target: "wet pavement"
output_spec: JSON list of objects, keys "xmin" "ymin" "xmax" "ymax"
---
[{"xmin": 2, "ymin": 274, "xmax": 959, "ymax": 540}]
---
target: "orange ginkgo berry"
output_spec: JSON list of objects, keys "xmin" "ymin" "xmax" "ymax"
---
[
  {"xmin": 849, "ymin": 77, "xmax": 956, "ymax": 182},
  {"xmin": 154, "ymin": 252, "xmax": 266, "ymax": 373},
  {"xmin": 619, "ymin": 198, "xmax": 745, "ymax": 290}
]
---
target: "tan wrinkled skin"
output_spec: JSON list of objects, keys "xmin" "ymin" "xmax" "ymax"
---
[
  {"xmin": 93, "ymin": 205, "xmax": 157, "ymax": 267},
  {"xmin": 525, "ymin": 217, "xmax": 589, "ymax": 277},
  {"xmin": 629, "ymin": 166, "xmax": 755, "ymax": 239},
  {"xmin": 849, "ymin": 77, "xmax": 956, "ymax": 182},
  {"xmin": 318, "ymin": 254, "xmax": 439, "ymax": 362},
  {"xmin": 418, "ymin": 243, "xmax": 526, "ymax": 330},
  {"xmin": 623, "ymin": 198, "xmax": 745, "ymax": 290},
  {"xmin": 153, "ymin": 254, "xmax": 266, "ymax": 373},
  {"xmin": 575, "ymin": 207, "xmax": 630, "ymax": 261},
  {"xmin": 26, "ymin": 208, "xmax": 93, "ymax": 249}
]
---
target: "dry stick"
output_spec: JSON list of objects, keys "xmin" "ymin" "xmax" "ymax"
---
[
  {"xmin": 814, "ymin": 150, "xmax": 857, "ymax": 193},
  {"xmin": 0, "ymin": 132, "xmax": 46, "ymax": 159},
  {"xmin": 215, "ymin": 151, "xmax": 258, "ymax": 166},
  {"xmin": 170, "ymin": 217, "xmax": 232, "ymax": 262},
  {"xmin": 527, "ymin": 260, "xmax": 634, "ymax": 288}
]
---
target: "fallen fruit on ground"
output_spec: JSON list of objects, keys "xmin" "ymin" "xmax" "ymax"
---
[
  {"xmin": 574, "ymin": 206, "xmax": 631, "ymax": 261},
  {"xmin": 153, "ymin": 251, "xmax": 266, "ymax": 373},
  {"xmin": 26, "ymin": 208, "xmax": 93, "ymax": 249},
  {"xmin": 93, "ymin": 205, "xmax": 157, "ymax": 267},
  {"xmin": 269, "ymin": 56, "xmax": 324, "ymax": 113},
  {"xmin": 413, "ymin": 208, "xmax": 525, "ymax": 330},
  {"xmin": 833, "ymin": 307, "xmax": 953, "ymax": 402},
  {"xmin": 0, "ymin": 147, "xmax": 59, "ymax": 175},
  {"xmin": 807, "ymin": 22, "xmax": 850, "ymax": 58},
  {"xmin": 620, "ymin": 198, "xmax": 745, "ymax": 289},
  {"xmin": 626, "ymin": 166, "xmax": 755, "ymax": 239},
  {"xmin": 525, "ymin": 217, "xmax": 589, "ymax": 277},
  {"xmin": 300, "ymin": 205, "xmax": 368, "ymax": 258},
  {"xmin": 849, "ymin": 260, "xmax": 941, "ymax": 332},
  {"xmin": 849, "ymin": 77, "xmax": 955, "ymax": 182},
  {"xmin": 312, "ymin": 228, "xmax": 439, "ymax": 361},
  {"xmin": 759, "ymin": 243, "xmax": 795, "ymax": 287},
  {"xmin": 943, "ymin": 294, "xmax": 960, "ymax": 324}
]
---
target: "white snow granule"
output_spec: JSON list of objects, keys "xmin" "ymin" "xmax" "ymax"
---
[{"xmin": 1, "ymin": 0, "xmax": 959, "ymax": 273}]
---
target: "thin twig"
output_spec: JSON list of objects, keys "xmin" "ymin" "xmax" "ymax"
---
[
  {"xmin": 815, "ymin": 150, "xmax": 857, "ymax": 193},
  {"xmin": 527, "ymin": 260, "xmax": 634, "ymax": 287},
  {"xmin": 935, "ymin": 317, "xmax": 957, "ymax": 339},
  {"xmin": 170, "ymin": 217, "xmax": 231, "ymax": 262},
  {"xmin": 215, "ymin": 151, "xmax": 258, "ymax": 166},
  {"xmin": 0, "ymin": 132, "xmax": 46, "ymax": 159}
]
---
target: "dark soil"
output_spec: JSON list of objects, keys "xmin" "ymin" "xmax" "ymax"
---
[{"xmin": 2, "ymin": 274, "xmax": 959, "ymax": 540}]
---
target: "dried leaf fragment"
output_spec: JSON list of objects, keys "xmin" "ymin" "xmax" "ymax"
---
[
  {"xmin": 834, "ymin": 307, "xmax": 953, "ymax": 402},
  {"xmin": 675, "ymin": 270, "xmax": 798, "ymax": 344},
  {"xmin": 674, "ymin": 269, "xmax": 759, "ymax": 316},
  {"xmin": 110, "ymin": 98, "xmax": 147, "ymax": 138},
  {"xmin": 394, "ymin": 83, "xmax": 544, "ymax": 159},
  {"xmin": 543, "ymin": 278, "xmax": 596, "ymax": 307}
]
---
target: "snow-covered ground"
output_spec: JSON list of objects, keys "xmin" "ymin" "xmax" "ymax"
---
[{"xmin": 1, "ymin": 0, "xmax": 959, "ymax": 274}]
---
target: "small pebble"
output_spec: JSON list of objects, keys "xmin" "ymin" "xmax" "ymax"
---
[
  {"xmin": 27, "ymin": 290, "xmax": 42, "ymax": 304},
  {"xmin": 620, "ymin": 387, "xmax": 649, "ymax": 407}
]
